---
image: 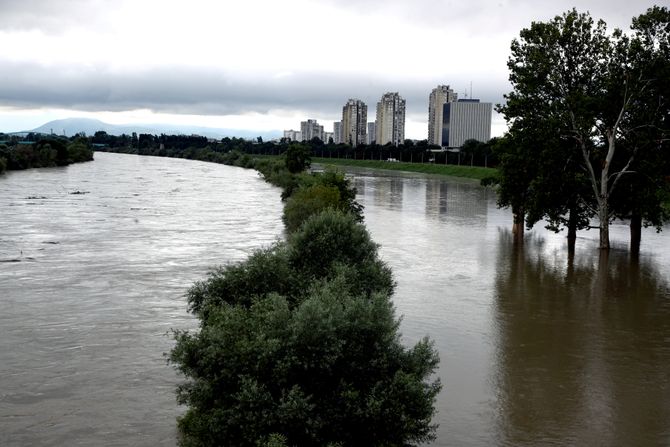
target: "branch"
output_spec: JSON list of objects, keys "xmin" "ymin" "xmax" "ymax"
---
[
  {"xmin": 584, "ymin": 202, "xmax": 598, "ymax": 215},
  {"xmin": 571, "ymin": 108, "xmax": 602, "ymax": 202},
  {"xmin": 608, "ymin": 170, "xmax": 636, "ymax": 182},
  {"xmin": 609, "ymin": 152, "xmax": 637, "ymax": 196}
]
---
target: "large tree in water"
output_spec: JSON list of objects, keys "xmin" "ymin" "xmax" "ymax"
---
[{"xmin": 499, "ymin": 7, "xmax": 670, "ymax": 250}]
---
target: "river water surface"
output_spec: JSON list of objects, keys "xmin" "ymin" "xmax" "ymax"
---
[{"xmin": 1, "ymin": 152, "xmax": 669, "ymax": 446}]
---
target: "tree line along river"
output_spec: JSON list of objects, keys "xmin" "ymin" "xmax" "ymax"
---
[{"xmin": 1, "ymin": 152, "xmax": 669, "ymax": 446}]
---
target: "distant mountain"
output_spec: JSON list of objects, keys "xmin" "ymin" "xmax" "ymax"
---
[{"xmin": 27, "ymin": 118, "xmax": 281, "ymax": 140}]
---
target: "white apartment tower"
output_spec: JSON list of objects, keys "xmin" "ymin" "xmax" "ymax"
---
[
  {"xmin": 442, "ymin": 99, "xmax": 492, "ymax": 147},
  {"xmin": 367, "ymin": 122, "xmax": 376, "ymax": 145},
  {"xmin": 333, "ymin": 122, "xmax": 342, "ymax": 144},
  {"xmin": 342, "ymin": 99, "xmax": 367, "ymax": 147},
  {"xmin": 375, "ymin": 92, "xmax": 406, "ymax": 146},
  {"xmin": 428, "ymin": 85, "xmax": 458, "ymax": 146},
  {"xmin": 283, "ymin": 129, "xmax": 302, "ymax": 141}
]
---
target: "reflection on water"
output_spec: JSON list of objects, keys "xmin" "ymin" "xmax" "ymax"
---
[
  {"xmin": 493, "ymin": 236, "xmax": 670, "ymax": 446},
  {"xmin": 342, "ymin": 166, "xmax": 670, "ymax": 446}
]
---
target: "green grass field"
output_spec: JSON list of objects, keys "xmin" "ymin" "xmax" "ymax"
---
[{"xmin": 311, "ymin": 157, "xmax": 498, "ymax": 180}]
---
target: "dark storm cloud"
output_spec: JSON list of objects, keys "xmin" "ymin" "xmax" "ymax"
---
[{"xmin": 0, "ymin": 62, "xmax": 509, "ymax": 119}]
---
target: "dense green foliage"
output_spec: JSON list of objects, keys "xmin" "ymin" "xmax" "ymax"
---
[
  {"xmin": 284, "ymin": 143, "xmax": 311, "ymax": 173},
  {"xmin": 0, "ymin": 144, "xmax": 7, "ymax": 174},
  {"xmin": 282, "ymin": 170, "xmax": 364, "ymax": 233},
  {"xmin": 0, "ymin": 136, "xmax": 93, "ymax": 172},
  {"xmin": 170, "ymin": 210, "xmax": 440, "ymax": 447},
  {"xmin": 92, "ymin": 130, "xmax": 496, "ymax": 169},
  {"xmin": 494, "ymin": 6, "xmax": 670, "ymax": 250}
]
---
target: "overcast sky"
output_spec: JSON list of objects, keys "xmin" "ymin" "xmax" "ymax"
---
[{"xmin": 0, "ymin": 0, "xmax": 661, "ymax": 138}]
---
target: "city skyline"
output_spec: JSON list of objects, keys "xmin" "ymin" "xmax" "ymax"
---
[{"xmin": 0, "ymin": 0, "xmax": 660, "ymax": 139}]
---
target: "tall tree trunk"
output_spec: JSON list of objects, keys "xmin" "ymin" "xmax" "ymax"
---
[
  {"xmin": 567, "ymin": 206, "xmax": 578, "ymax": 253},
  {"xmin": 599, "ymin": 160, "xmax": 611, "ymax": 250},
  {"xmin": 512, "ymin": 206, "xmax": 524, "ymax": 243},
  {"xmin": 598, "ymin": 200, "xmax": 610, "ymax": 250},
  {"xmin": 630, "ymin": 212, "xmax": 642, "ymax": 256}
]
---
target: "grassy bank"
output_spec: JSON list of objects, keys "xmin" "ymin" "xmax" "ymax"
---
[{"xmin": 312, "ymin": 157, "xmax": 497, "ymax": 180}]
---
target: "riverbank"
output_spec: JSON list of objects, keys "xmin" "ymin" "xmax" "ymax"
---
[
  {"xmin": 0, "ymin": 138, "xmax": 94, "ymax": 173},
  {"xmin": 311, "ymin": 157, "xmax": 497, "ymax": 180}
]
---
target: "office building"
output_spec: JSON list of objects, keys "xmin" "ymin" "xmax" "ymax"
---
[
  {"xmin": 442, "ymin": 99, "xmax": 492, "ymax": 147},
  {"xmin": 375, "ymin": 92, "xmax": 406, "ymax": 146},
  {"xmin": 428, "ymin": 85, "xmax": 458, "ymax": 146},
  {"xmin": 342, "ymin": 99, "xmax": 367, "ymax": 147}
]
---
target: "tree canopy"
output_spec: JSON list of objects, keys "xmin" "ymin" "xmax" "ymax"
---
[
  {"xmin": 497, "ymin": 6, "xmax": 670, "ymax": 250},
  {"xmin": 170, "ymin": 210, "xmax": 441, "ymax": 447}
]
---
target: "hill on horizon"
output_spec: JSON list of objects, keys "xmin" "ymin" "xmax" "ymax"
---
[{"xmin": 24, "ymin": 117, "xmax": 281, "ymax": 140}]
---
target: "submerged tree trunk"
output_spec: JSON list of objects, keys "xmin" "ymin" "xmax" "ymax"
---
[
  {"xmin": 599, "ymin": 154, "xmax": 611, "ymax": 250},
  {"xmin": 512, "ymin": 206, "xmax": 524, "ymax": 243},
  {"xmin": 567, "ymin": 207, "xmax": 578, "ymax": 253},
  {"xmin": 598, "ymin": 199, "xmax": 610, "ymax": 250},
  {"xmin": 630, "ymin": 212, "xmax": 642, "ymax": 255}
]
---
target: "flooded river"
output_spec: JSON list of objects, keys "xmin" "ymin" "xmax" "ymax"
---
[{"xmin": 1, "ymin": 152, "xmax": 669, "ymax": 446}]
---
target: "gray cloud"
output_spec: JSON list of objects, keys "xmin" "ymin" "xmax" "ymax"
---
[
  {"xmin": 0, "ymin": 62, "xmax": 509, "ymax": 120},
  {"xmin": 0, "ymin": 0, "xmax": 657, "ymax": 35},
  {"xmin": 321, "ymin": 0, "xmax": 659, "ymax": 32},
  {"xmin": 0, "ymin": 0, "xmax": 115, "ymax": 32}
]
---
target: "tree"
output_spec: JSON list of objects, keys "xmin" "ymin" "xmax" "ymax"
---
[
  {"xmin": 612, "ymin": 6, "xmax": 670, "ymax": 252},
  {"xmin": 483, "ymin": 131, "xmax": 540, "ymax": 241},
  {"xmin": 284, "ymin": 143, "xmax": 311, "ymax": 174},
  {"xmin": 66, "ymin": 137, "xmax": 94, "ymax": 163},
  {"xmin": 500, "ymin": 8, "xmax": 670, "ymax": 250},
  {"xmin": 170, "ymin": 210, "xmax": 440, "ymax": 447}
]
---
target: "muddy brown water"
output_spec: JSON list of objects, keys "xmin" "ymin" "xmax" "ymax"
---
[{"xmin": 1, "ymin": 152, "xmax": 668, "ymax": 446}]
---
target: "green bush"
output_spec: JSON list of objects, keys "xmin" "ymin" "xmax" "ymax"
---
[
  {"xmin": 284, "ymin": 143, "xmax": 311, "ymax": 173},
  {"xmin": 171, "ymin": 210, "xmax": 437, "ymax": 446},
  {"xmin": 288, "ymin": 209, "xmax": 383, "ymax": 279},
  {"xmin": 67, "ymin": 138, "xmax": 94, "ymax": 162},
  {"xmin": 187, "ymin": 245, "xmax": 298, "ymax": 318},
  {"xmin": 282, "ymin": 184, "xmax": 341, "ymax": 233},
  {"xmin": 172, "ymin": 279, "xmax": 439, "ymax": 447}
]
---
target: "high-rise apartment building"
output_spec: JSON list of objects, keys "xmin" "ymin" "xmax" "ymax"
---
[
  {"xmin": 375, "ymin": 92, "xmax": 406, "ymax": 146},
  {"xmin": 428, "ymin": 85, "xmax": 458, "ymax": 146},
  {"xmin": 300, "ymin": 119, "xmax": 324, "ymax": 142},
  {"xmin": 367, "ymin": 122, "xmax": 376, "ymax": 145},
  {"xmin": 333, "ymin": 121, "xmax": 342, "ymax": 144},
  {"xmin": 442, "ymin": 99, "xmax": 492, "ymax": 147},
  {"xmin": 283, "ymin": 129, "xmax": 302, "ymax": 141},
  {"xmin": 342, "ymin": 99, "xmax": 367, "ymax": 147}
]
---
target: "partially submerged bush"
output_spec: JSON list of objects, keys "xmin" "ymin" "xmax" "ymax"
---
[{"xmin": 171, "ymin": 210, "xmax": 439, "ymax": 447}]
